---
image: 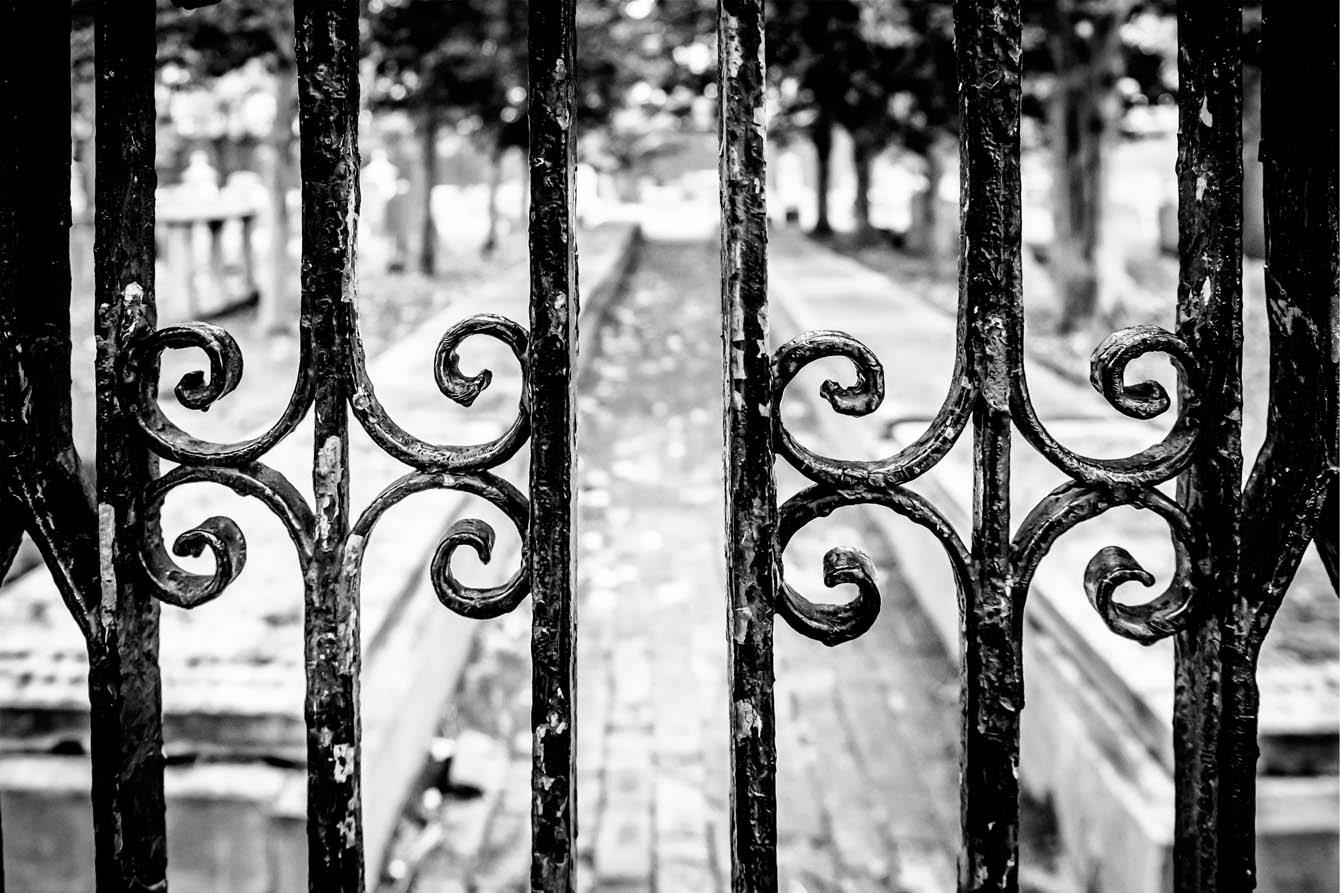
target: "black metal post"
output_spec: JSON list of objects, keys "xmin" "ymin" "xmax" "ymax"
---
[
  {"xmin": 955, "ymin": 2, "xmax": 1024, "ymax": 889},
  {"xmin": 295, "ymin": 1, "xmax": 364, "ymax": 889},
  {"xmin": 719, "ymin": 1, "xmax": 778, "ymax": 890},
  {"xmin": 0, "ymin": 3, "xmax": 85, "ymax": 885},
  {"xmin": 1171, "ymin": 5, "xmax": 1244, "ymax": 892},
  {"xmin": 528, "ymin": 0, "xmax": 580, "ymax": 888},
  {"xmin": 91, "ymin": 1, "xmax": 173, "ymax": 889}
]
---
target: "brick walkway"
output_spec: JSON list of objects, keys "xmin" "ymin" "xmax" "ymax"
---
[{"xmin": 389, "ymin": 237, "xmax": 961, "ymax": 892}]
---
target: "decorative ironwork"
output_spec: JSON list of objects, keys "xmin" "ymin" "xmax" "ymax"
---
[
  {"xmin": 2, "ymin": 0, "xmax": 580, "ymax": 888},
  {"xmin": 720, "ymin": 1, "xmax": 1336, "ymax": 892},
  {"xmin": 0, "ymin": 0, "xmax": 1334, "ymax": 890}
]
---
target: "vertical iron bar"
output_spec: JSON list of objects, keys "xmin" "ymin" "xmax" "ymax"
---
[
  {"xmin": 1170, "ymin": 5, "xmax": 1243, "ymax": 892},
  {"xmin": 1229, "ymin": 1, "xmax": 1337, "ymax": 890},
  {"xmin": 1246, "ymin": 0, "xmax": 1339, "ymax": 640},
  {"xmin": 954, "ymin": 2, "xmax": 1023, "ymax": 890},
  {"xmin": 0, "ymin": 4, "xmax": 81, "ymax": 885},
  {"xmin": 0, "ymin": 0, "xmax": 76, "ymax": 499},
  {"xmin": 527, "ymin": 0, "xmax": 579, "ymax": 888},
  {"xmin": 718, "ymin": 0, "xmax": 778, "ymax": 890},
  {"xmin": 294, "ymin": 2, "xmax": 363, "ymax": 889},
  {"xmin": 92, "ymin": 1, "xmax": 172, "ymax": 889}
]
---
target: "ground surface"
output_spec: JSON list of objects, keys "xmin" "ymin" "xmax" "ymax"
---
[{"xmin": 377, "ymin": 235, "xmax": 1024, "ymax": 893}]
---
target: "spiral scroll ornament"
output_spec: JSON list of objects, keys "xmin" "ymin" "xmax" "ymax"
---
[{"xmin": 125, "ymin": 301, "xmax": 534, "ymax": 616}]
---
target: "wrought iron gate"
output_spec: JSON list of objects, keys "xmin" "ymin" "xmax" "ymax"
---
[{"xmin": 0, "ymin": 1, "xmax": 1334, "ymax": 892}]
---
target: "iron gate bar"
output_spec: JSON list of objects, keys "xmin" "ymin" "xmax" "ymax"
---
[
  {"xmin": 0, "ymin": 4, "xmax": 85, "ymax": 890},
  {"xmin": 93, "ymin": 1, "xmax": 173, "ymax": 889},
  {"xmin": 718, "ymin": 0, "xmax": 779, "ymax": 890},
  {"xmin": 1170, "ymin": 5, "xmax": 1243, "ymax": 892},
  {"xmin": 1250, "ymin": 0, "xmax": 1340, "ymax": 681},
  {"xmin": 527, "ymin": 0, "xmax": 581, "ymax": 888},
  {"xmin": 294, "ymin": 0, "xmax": 364, "ymax": 887},
  {"xmin": 0, "ymin": 2, "xmax": 90, "ymax": 640},
  {"xmin": 1228, "ymin": 1, "xmax": 1340, "ymax": 889},
  {"xmin": 754, "ymin": 1, "xmax": 1249, "ymax": 891},
  {"xmin": 956, "ymin": 2, "xmax": 1023, "ymax": 888}
]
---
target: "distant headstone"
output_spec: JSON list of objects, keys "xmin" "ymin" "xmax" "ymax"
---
[{"xmin": 180, "ymin": 150, "xmax": 220, "ymax": 198}]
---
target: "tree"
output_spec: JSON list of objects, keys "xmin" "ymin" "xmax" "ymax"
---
[
  {"xmin": 766, "ymin": 1, "xmax": 955, "ymax": 242},
  {"xmin": 836, "ymin": 1, "xmax": 956, "ymax": 241},
  {"xmin": 886, "ymin": 2, "xmax": 956, "ymax": 258},
  {"xmin": 1024, "ymin": 0, "xmax": 1135, "ymax": 332},
  {"xmin": 368, "ymin": 0, "xmax": 525, "ymax": 268},
  {"xmin": 767, "ymin": 2, "xmax": 866, "ymax": 236},
  {"xmin": 368, "ymin": 0, "xmax": 641, "ymax": 262}
]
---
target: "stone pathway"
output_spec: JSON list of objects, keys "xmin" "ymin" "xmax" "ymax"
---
[{"xmin": 386, "ymin": 237, "xmax": 967, "ymax": 892}]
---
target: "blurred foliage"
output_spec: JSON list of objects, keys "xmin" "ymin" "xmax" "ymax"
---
[
  {"xmin": 767, "ymin": 0, "xmax": 955, "ymax": 155},
  {"xmin": 65, "ymin": 0, "xmax": 1221, "ymax": 321}
]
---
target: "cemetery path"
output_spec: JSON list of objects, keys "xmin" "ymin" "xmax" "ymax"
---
[{"xmin": 386, "ymin": 235, "xmax": 1009, "ymax": 893}]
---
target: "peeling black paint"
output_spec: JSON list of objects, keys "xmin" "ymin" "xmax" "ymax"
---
[
  {"xmin": 718, "ymin": 1, "xmax": 778, "ymax": 890},
  {"xmin": 294, "ymin": 1, "xmax": 364, "ymax": 888},
  {"xmin": 954, "ymin": 3, "xmax": 1024, "ymax": 889},
  {"xmin": 90, "ymin": 2, "xmax": 173, "ymax": 890},
  {"xmin": 527, "ymin": 1, "xmax": 580, "ymax": 889},
  {"xmin": 1169, "ymin": 6, "xmax": 1244, "ymax": 892}
]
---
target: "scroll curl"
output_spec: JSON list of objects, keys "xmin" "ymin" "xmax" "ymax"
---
[
  {"xmin": 776, "ymin": 483, "xmax": 972, "ymax": 646},
  {"xmin": 128, "ymin": 322, "xmax": 316, "ymax": 466},
  {"xmin": 347, "ymin": 470, "xmax": 529, "ymax": 619},
  {"xmin": 773, "ymin": 331, "xmax": 973, "ymax": 489},
  {"xmin": 347, "ymin": 314, "xmax": 529, "ymax": 473},
  {"xmin": 1011, "ymin": 480, "xmax": 1206, "ymax": 645},
  {"xmin": 1011, "ymin": 325, "xmax": 1206, "ymax": 487},
  {"xmin": 135, "ymin": 462, "xmax": 315, "ymax": 610}
]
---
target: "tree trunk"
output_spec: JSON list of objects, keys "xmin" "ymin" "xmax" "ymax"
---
[
  {"xmin": 908, "ymin": 136, "xmax": 944, "ymax": 259},
  {"xmin": 1049, "ymin": 4, "xmax": 1124, "ymax": 334},
  {"xmin": 851, "ymin": 134, "xmax": 875, "ymax": 239},
  {"xmin": 852, "ymin": 132, "xmax": 873, "ymax": 235},
  {"xmin": 811, "ymin": 111, "xmax": 834, "ymax": 237},
  {"xmin": 259, "ymin": 63, "xmax": 297, "ymax": 333},
  {"xmin": 417, "ymin": 107, "xmax": 440, "ymax": 276},
  {"xmin": 482, "ymin": 137, "xmax": 503, "ymax": 256}
]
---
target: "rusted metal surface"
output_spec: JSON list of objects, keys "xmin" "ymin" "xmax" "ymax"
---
[
  {"xmin": 0, "ymin": 0, "xmax": 89, "ymax": 621},
  {"xmin": 1226, "ymin": 1, "xmax": 1337, "ymax": 890},
  {"xmin": 0, "ymin": 5, "xmax": 81, "ymax": 889},
  {"xmin": 718, "ymin": 1, "xmax": 779, "ymax": 890},
  {"xmin": 527, "ymin": 0, "xmax": 580, "ymax": 889},
  {"xmin": 1246, "ymin": 0, "xmax": 1339, "ymax": 640},
  {"xmin": 2, "ymin": 5, "xmax": 176, "ymax": 888},
  {"xmin": 0, "ymin": 1, "xmax": 1335, "ymax": 890},
  {"xmin": 293, "ymin": 1, "xmax": 365, "ymax": 887},
  {"xmin": 91, "ymin": 2, "xmax": 173, "ymax": 890},
  {"xmin": 954, "ymin": 3, "xmax": 1023, "ymax": 888},
  {"xmin": 1169, "ymin": 6, "xmax": 1244, "ymax": 891}
]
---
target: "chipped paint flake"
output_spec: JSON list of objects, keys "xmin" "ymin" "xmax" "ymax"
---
[{"xmin": 333, "ymin": 742, "xmax": 355, "ymax": 782}]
